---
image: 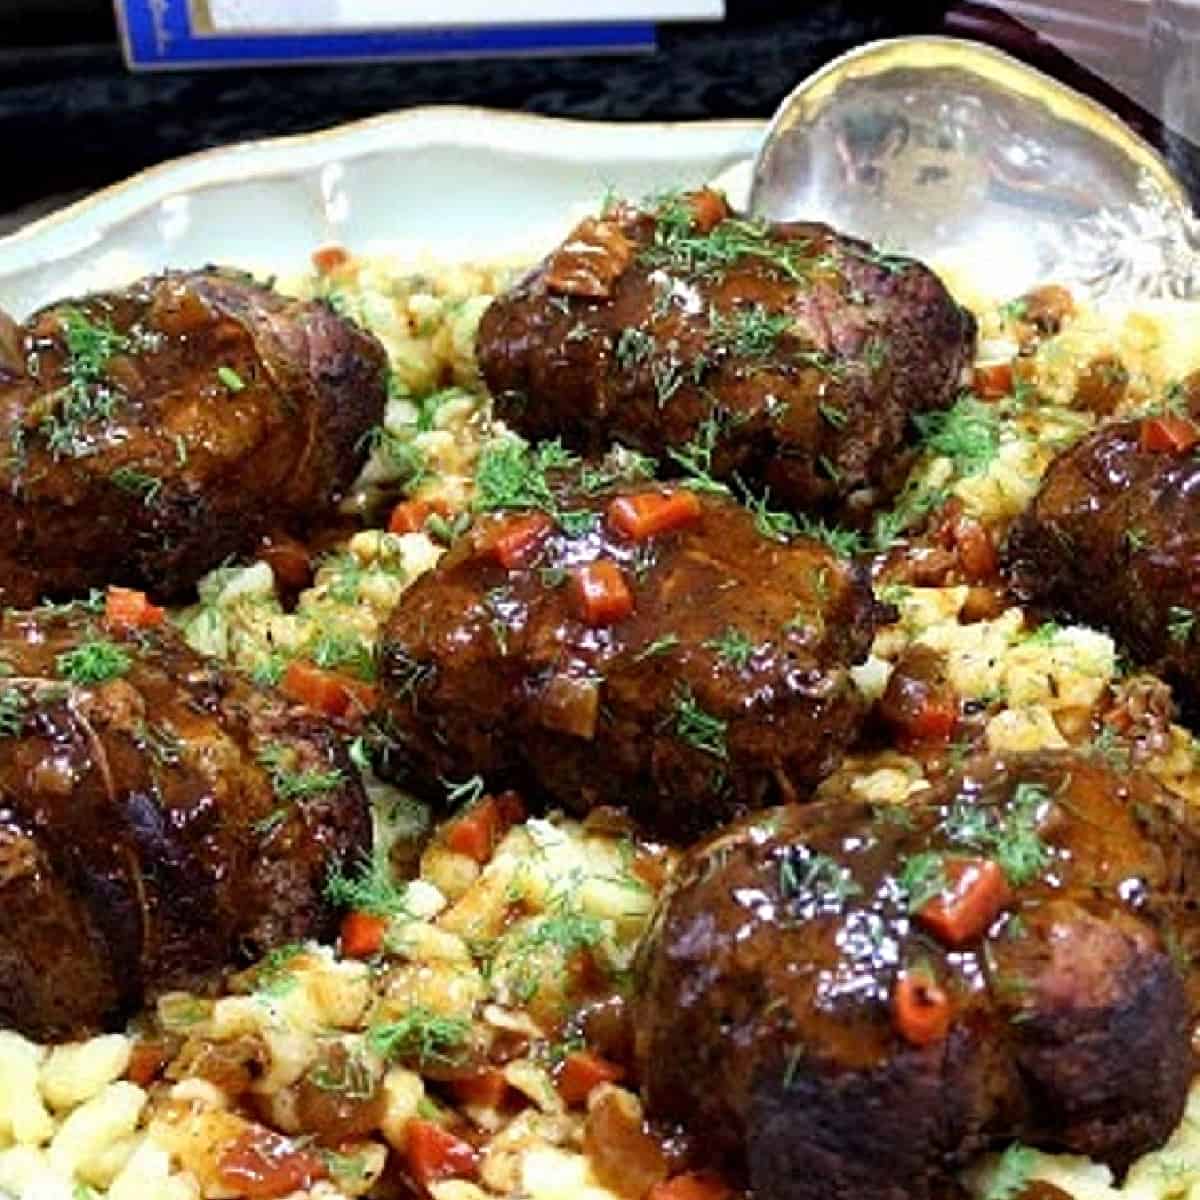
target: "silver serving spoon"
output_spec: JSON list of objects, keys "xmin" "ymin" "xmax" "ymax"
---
[{"xmin": 749, "ymin": 36, "xmax": 1200, "ymax": 302}]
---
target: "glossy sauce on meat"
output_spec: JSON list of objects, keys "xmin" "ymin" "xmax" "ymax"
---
[
  {"xmin": 1006, "ymin": 410, "xmax": 1200, "ymax": 716},
  {"xmin": 0, "ymin": 601, "xmax": 371, "ymax": 1038},
  {"xmin": 378, "ymin": 465, "xmax": 886, "ymax": 839},
  {"xmin": 478, "ymin": 191, "xmax": 976, "ymax": 521},
  {"xmin": 634, "ymin": 752, "xmax": 1200, "ymax": 1200},
  {"xmin": 0, "ymin": 269, "xmax": 388, "ymax": 605}
]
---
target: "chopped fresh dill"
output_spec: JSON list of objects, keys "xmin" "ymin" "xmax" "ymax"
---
[
  {"xmin": 578, "ymin": 447, "xmax": 657, "ymax": 495},
  {"xmin": 818, "ymin": 401, "xmax": 848, "ymax": 428},
  {"xmin": 485, "ymin": 586, "xmax": 514, "ymax": 654},
  {"xmin": 368, "ymin": 1005, "xmax": 471, "ymax": 1067},
  {"xmin": 0, "ymin": 687, "xmax": 26, "ymax": 737},
  {"xmin": 734, "ymin": 478, "xmax": 800, "ymax": 544},
  {"xmin": 704, "ymin": 625, "xmax": 755, "ymax": 668},
  {"xmin": 998, "ymin": 298, "xmax": 1029, "ymax": 322},
  {"xmin": 1025, "ymin": 621, "xmax": 1061, "ymax": 645},
  {"xmin": 635, "ymin": 633, "xmax": 680, "ymax": 662},
  {"xmin": 41, "ymin": 306, "xmax": 131, "ymax": 458},
  {"xmin": 942, "ymin": 780, "xmax": 1051, "ymax": 886},
  {"xmin": 257, "ymin": 743, "xmax": 345, "ymax": 802},
  {"xmin": 361, "ymin": 426, "xmax": 429, "ymax": 491},
  {"xmin": 896, "ymin": 851, "xmax": 948, "ymax": 913},
  {"xmin": 1090, "ymin": 723, "xmax": 1130, "ymax": 770},
  {"xmin": 642, "ymin": 199, "xmax": 814, "ymax": 283},
  {"xmin": 310, "ymin": 629, "xmax": 376, "ymax": 681},
  {"xmin": 795, "ymin": 513, "xmax": 866, "ymax": 559},
  {"xmin": 667, "ymin": 415, "xmax": 731, "ymax": 495},
  {"xmin": 871, "ymin": 482, "xmax": 948, "ymax": 551},
  {"xmin": 251, "ymin": 652, "xmax": 288, "ymax": 689},
  {"xmin": 216, "ymin": 365, "xmax": 245, "ymax": 392},
  {"xmin": 500, "ymin": 889, "xmax": 606, "ymax": 1001},
  {"xmin": 864, "ymin": 338, "xmax": 888, "ymax": 371},
  {"xmin": 254, "ymin": 943, "xmax": 306, "ymax": 998},
  {"xmin": 426, "ymin": 511, "xmax": 471, "ymax": 544},
  {"xmin": 110, "ymin": 466, "xmax": 163, "ymax": 506},
  {"xmin": 137, "ymin": 719, "xmax": 183, "ymax": 766},
  {"xmin": 914, "ymin": 396, "xmax": 1001, "ymax": 477},
  {"xmin": 1168, "ymin": 605, "xmax": 1196, "ymax": 644},
  {"xmin": 415, "ymin": 386, "xmax": 472, "ymax": 433},
  {"xmin": 310, "ymin": 1051, "xmax": 376, "ymax": 1101},
  {"xmin": 473, "ymin": 437, "xmax": 593, "ymax": 534},
  {"xmin": 386, "ymin": 649, "xmax": 434, "ymax": 700},
  {"xmin": 321, "ymin": 1149, "xmax": 373, "ymax": 1187},
  {"xmin": 671, "ymin": 684, "xmax": 728, "ymax": 759},
  {"xmin": 877, "ymin": 582, "xmax": 912, "ymax": 607},
  {"xmin": 56, "ymin": 638, "xmax": 131, "ymax": 684},
  {"xmin": 793, "ymin": 349, "xmax": 844, "ymax": 378},
  {"xmin": 709, "ymin": 303, "xmax": 793, "ymax": 358},
  {"xmin": 1125, "ymin": 527, "xmax": 1148, "ymax": 553},
  {"xmin": 650, "ymin": 358, "xmax": 684, "ymax": 407},
  {"xmin": 443, "ymin": 774, "xmax": 486, "ymax": 808},
  {"xmin": 982, "ymin": 1143, "xmax": 1038, "ymax": 1200},
  {"xmin": 325, "ymin": 853, "xmax": 411, "ymax": 918},
  {"xmin": 779, "ymin": 848, "xmax": 861, "ymax": 907},
  {"xmin": 615, "ymin": 327, "xmax": 655, "ymax": 370}
]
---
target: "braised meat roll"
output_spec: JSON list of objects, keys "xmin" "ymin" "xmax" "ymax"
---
[
  {"xmin": 377, "ymin": 451, "xmax": 885, "ymax": 839},
  {"xmin": 0, "ymin": 269, "xmax": 388, "ymax": 606},
  {"xmin": 634, "ymin": 752, "xmax": 1200, "ymax": 1200},
  {"xmin": 0, "ymin": 600, "xmax": 371, "ymax": 1039},
  {"xmin": 1006, "ymin": 410, "xmax": 1200, "ymax": 716},
  {"xmin": 477, "ymin": 189, "xmax": 976, "ymax": 521}
]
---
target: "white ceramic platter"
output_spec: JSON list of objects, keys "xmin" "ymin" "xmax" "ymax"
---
[{"xmin": 0, "ymin": 109, "xmax": 763, "ymax": 318}]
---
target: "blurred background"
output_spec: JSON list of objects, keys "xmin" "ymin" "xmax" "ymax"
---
[{"xmin": 0, "ymin": 0, "xmax": 1194, "ymax": 233}]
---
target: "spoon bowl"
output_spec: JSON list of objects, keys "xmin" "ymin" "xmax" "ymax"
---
[{"xmin": 749, "ymin": 36, "xmax": 1200, "ymax": 301}]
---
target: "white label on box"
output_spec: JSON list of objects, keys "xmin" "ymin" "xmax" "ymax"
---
[{"xmin": 207, "ymin": 0, "xmax": 723, "ymax": 31}]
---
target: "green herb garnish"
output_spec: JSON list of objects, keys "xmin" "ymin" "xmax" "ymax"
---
[
  {"xmin": 671, "ymin": 685, "xmax": 728, "ymax": 759},
  {"xmin": 982, "ymin": 1143, "xmax": 1038, "ymax": 1200},
  {"xmin": 615, "ymin": 327, "xmax": 655, "ymax": 369},
  {"xmin": 779, "ymin": 849, "xmax": 861, "ymax": 907},
  {"xmin": 642, "ymin": 197, "xmax": 814, "ymax": 283},
  {"xmin": 56, "ymin": 638, "xmax": 132, "ymax": 684},
  {"xmin": 635, "ymin": 633, "xmax": 680, "ymax": 662},
  {"xmin": 0, "ymin": 688, "xmax": 27, "ymax": 738},
  {"xmin": 216, "ymin": 365, "xmax": 245, "ymax": 392},
  {"xmin": 896, "ymin": 851, "xmax": 948, "ymax": 913},
  {"xmin": 709, "ymin": 303, "xmax": 793, "ymax": 358},
  {"xmin": 369, "ymin": 1006, "xmax": 471, "ymax": 1067},
  {"xmin": 41, "ymin": 306, "xmax": 131, "ymax": 458},
  {"xmin": 667, "ymin": 415, "xmax": 731, "ymax": 495},
  {"xmin": 1168, "ymin": 605, "xmax": 1196, "ymax": 644},
  {"xmin": 914, "ymin": 395, "xmax": 1001, "ymax": 477},
  {"xmin": 325, "ymin": 854, "xmax": 411, "ymax": 918},
  {"xmin": 942, "ymin": 780, "xmax": 1052, "ymax": 886},
  {"xmin": 257, "ymin": 743, "xmax": 345, "ymax": 807},
  {"xmin": 110, "ymin": 466, "xmax": 163, "ymax": 506},
  {"xmin": 704, "ymin": 626, "xmax": 755, "ymax": 668},
  {"xmin": 254, "ymin": 943, "xmax": 306, "ymax": 998}
]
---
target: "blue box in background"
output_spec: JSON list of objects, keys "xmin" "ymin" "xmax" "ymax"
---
[{"xmin": 116, "ymin": 1, "xmax": 724, "ymax": 70}]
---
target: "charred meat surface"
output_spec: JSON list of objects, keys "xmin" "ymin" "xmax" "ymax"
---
[
  {"xmin": 377, "ymin": 448, "xmax": 884, "ymax": 840},
  {"xmin": 634, "ymin": 752, "xmax": 1200, "ymax": 1200},
  {"xmin": 478, "ymin": 189, "xmax": 976, "ymax": 520},
  {"xmin": 1006, "ymin": 408, "xmax": 1200, "ymax": 715},
  {"xmin": 0, "ymin": 270, "xmax": 388, "ymax": 606},
  {"xmin": 0, "ymin": 600, "xmax": 371, "ymax": 1039}
]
